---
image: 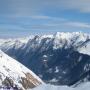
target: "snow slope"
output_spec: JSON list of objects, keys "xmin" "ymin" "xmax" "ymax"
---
[
  {"xmin": 77, "ymin": 40, "xmax": 90, "ymax": 55},
  {"xmin": 29, "ymin": 82, "xmax": 90, "ymax": 90},
  {"xmin": 0, "ymin": 50, "xmax": 43, "ymax": 90}
]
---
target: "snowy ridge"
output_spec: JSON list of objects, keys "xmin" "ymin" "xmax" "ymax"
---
[
  {"xmin": 0, "ymin": 50, "xmax": 43, "ymax": 90},
  {"xmin": 0, "ymin": 32, "xmax": 90, "ymax": 51},
  {"xmin": 53, "ymin": 32, "xmax": 90, "ymax": 49},
  {"xmin": 0, "ymin": 32, "xmax": 90, "ymax": 49}
]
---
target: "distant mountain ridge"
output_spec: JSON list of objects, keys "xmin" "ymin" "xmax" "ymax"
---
[{"xmin": 0, "ymin": 32, "xmax": 90, "ymax": 86}]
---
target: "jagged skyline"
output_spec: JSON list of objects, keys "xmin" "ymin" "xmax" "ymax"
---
[{"xmin": 0, "ymin": 0, "xmax": 90, "ymax": 38}]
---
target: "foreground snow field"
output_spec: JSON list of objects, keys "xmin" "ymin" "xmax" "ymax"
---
[
  {"xmin": 0, "ymin": 50, "xmax": 43, "ymax": 90},
  {"xmin": 29, "ymin": 82, "xmax": 90, "ymax": 90}
]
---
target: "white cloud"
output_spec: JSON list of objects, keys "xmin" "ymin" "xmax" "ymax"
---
[
  {"xmin": 63, "ymin": 22, "xmax": 90, "ymax": 28},
  {"xmin": 43, "ymin": 0, "xmax": 90, "ymax": 13},
  {"xmin": 1, "ymin": 0, "xmax": 90, "ymax": 17},
  {"xmin": 29, "ymin": 21, "xmax": 90, "ymax": 31},
  {"xmin": 30, "ymin": 15, "xmax": 50, "ymax": 19},
  {"xmin": 60, "ymin": 0, "xmax": 90, "ymax": 13},
  {"xmin": 0, "ymin": 0, "xmax": 90, "ymax": 33},
  {"xmin": 13, "ymin": 0, "xmax": 90, "ymax": 13}
]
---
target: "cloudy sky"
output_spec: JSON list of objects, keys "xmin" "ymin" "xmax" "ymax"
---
[{"xmin": 0, "ymin": 0, "xmax": 90, "ymax": 37}]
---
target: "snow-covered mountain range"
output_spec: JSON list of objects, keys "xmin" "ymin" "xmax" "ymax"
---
[
  {"xmin": 0, "ymin": 32, "xmax": 90, "ymax": 86},
  {"xmin": 0, "ymin": 50, "xmax": 43, "ymax": 90}
]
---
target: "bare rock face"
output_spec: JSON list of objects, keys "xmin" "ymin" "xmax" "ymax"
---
[
  {"xmin": 0, "ymin": 50, "xmax": 43, "ymax": 90},
  {"xmin": 2, "ymin": 77, "xmax": 14, "ymax": 87},
  {"xmin": 20, "ymin": 73, "xmax": 42, "ymax": 89}
]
